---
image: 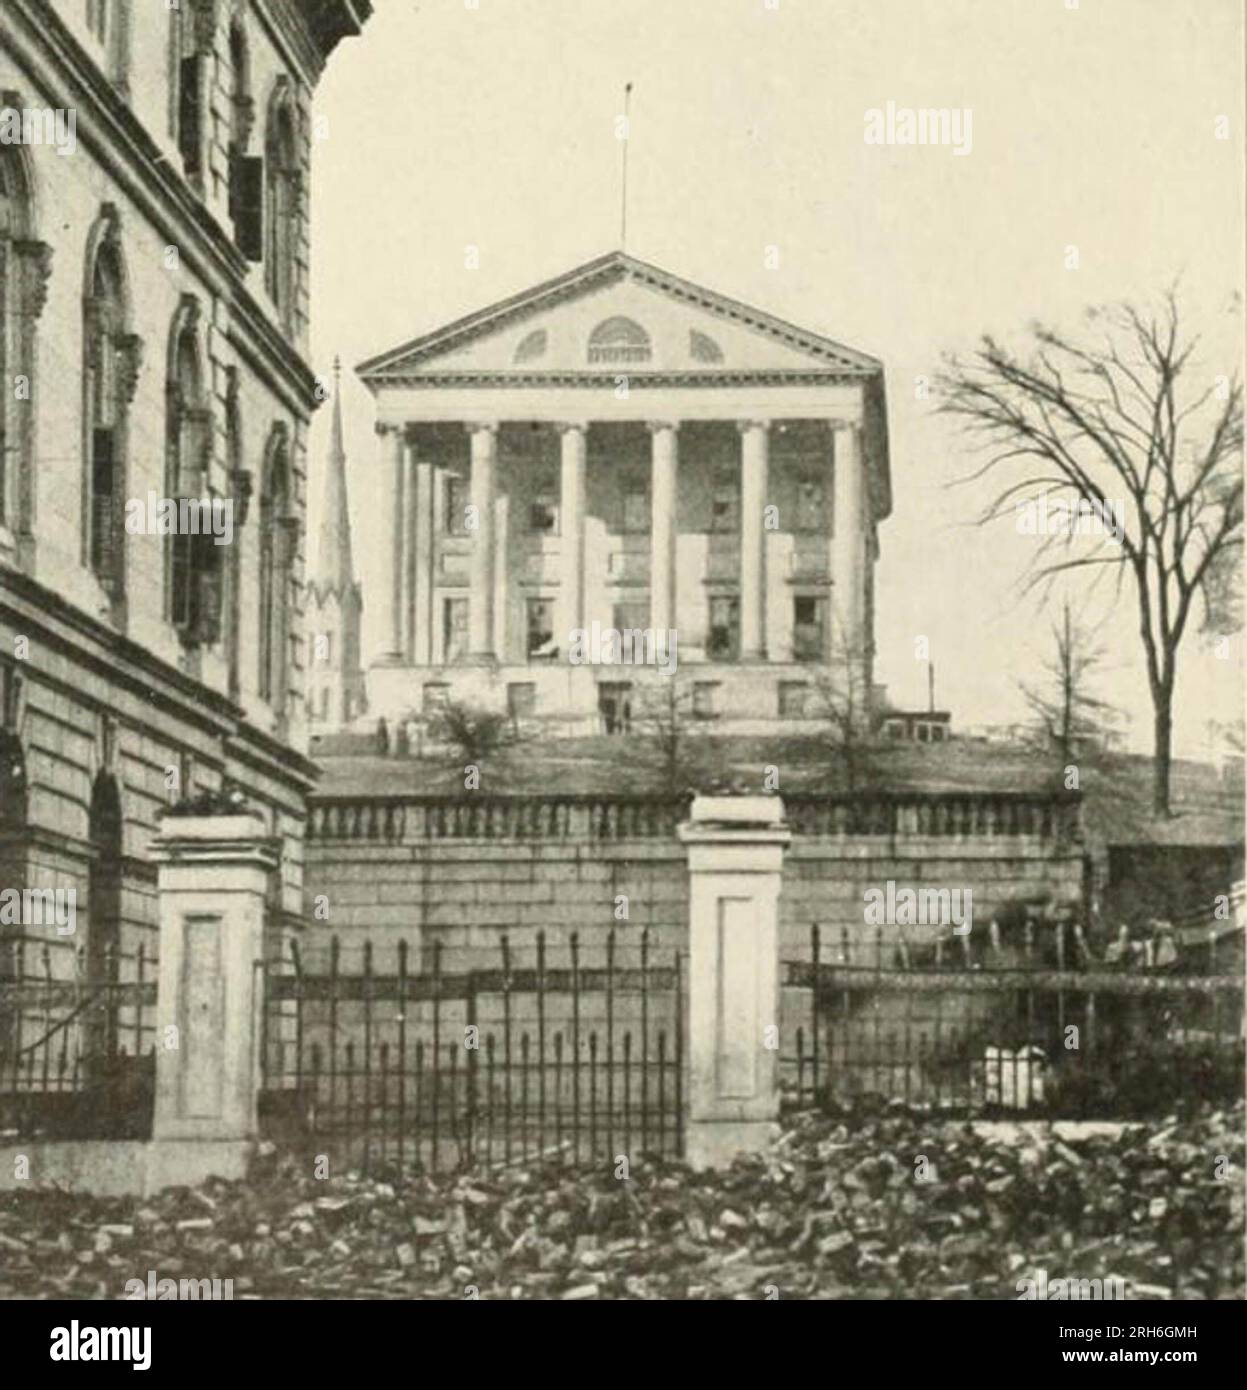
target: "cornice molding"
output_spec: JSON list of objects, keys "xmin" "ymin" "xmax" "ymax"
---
[
  {"xmin": 370, "ymin": 370, "xmax": 864, "ymax": 391},
  {"xmin": 0, "ymin": 567, "xmax": 319, "ymax": 789}
]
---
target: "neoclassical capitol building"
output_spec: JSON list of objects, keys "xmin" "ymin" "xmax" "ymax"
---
[{"xmin": 354, "ymin": 252, "xmax": 891, "ymax": 733}]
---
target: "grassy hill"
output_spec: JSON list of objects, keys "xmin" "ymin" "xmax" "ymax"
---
[{"xmin": 313, "ymin": 733, "xmax": 1244, "ymax": 853}]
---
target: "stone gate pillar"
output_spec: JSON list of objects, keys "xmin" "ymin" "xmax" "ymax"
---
[
  {"xmin": 146, "ymin": 808, "xmax": 278, "ymax": 1192},
  {"xmin": 678, "ymin": 796, "xmax": 791, "ymax": 1168}
]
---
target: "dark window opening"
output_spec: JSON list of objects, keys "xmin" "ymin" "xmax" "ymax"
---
[{"xmin": 707, "ymin": 596, "xmax": 739, "ymax": 662}]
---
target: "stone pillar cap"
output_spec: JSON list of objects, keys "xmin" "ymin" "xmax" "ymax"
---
[{"xmin": 684, "ymin": 795, "xmax": 788, "ymax": 830}]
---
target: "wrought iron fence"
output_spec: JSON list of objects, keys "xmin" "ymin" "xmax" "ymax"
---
[
  {"xmin": 260, "ymin": 929, "xmax": 684, "ymax": 1172},
  {"xmin": 782, "ymin": 921, "xmax": 1244, "ymax": 1118},
  {"xmin": 0, "ymin": 935, "xmax": 157, "ymax": 1141}
]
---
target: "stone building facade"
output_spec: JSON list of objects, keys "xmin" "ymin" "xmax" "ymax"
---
[
  {"xmin": 0, "ymin": 2, "xmax": 370, "ymax": 1056},
  {"xmin": 356, "ymin": 252, "xmax": 891, "ymax": 736}
]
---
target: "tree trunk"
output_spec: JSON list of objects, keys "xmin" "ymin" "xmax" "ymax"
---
[{"xmin": 1152, "ymin": 699, "xmax": 1173, "ymax": 818}]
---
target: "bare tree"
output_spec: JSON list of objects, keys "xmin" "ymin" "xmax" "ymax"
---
[
  {"xmin": 1018, "ymin": 599, "xmax": 1124, "ymax": 768},
  {"xmin": 623, "ymin": 680, "xmax": 709, "ymax": 796},
  {"xmin": 937, "ymin": 292, "xmax": 1243, "ymax": 815},
  {"xmin": 808, "ymin": 610, "xmax": 893, "ymax": 793}
]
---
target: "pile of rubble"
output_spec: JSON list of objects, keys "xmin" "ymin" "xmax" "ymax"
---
[{"xmin": 0, "ymin": 1106, "xmax": 1241, "ymax": 1299}]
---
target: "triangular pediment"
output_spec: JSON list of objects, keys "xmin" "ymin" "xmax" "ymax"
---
[{"xmin": 357, "ymin": 252, "xmax": 880, "ymax": 381}]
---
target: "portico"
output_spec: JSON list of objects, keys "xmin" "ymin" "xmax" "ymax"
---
[{"xmin": 356, "ymin": 252, "xmax": 890, "ymax": 734}]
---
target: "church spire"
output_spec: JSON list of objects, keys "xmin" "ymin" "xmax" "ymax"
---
[{"xmin": 314, "ymin": 356, "xmax": 356, "ymax": 598}]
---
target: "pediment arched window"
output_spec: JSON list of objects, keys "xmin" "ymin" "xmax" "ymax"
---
[{"xmin": 587, "ymin": 316, "xmax": 651, "ymax": 365}]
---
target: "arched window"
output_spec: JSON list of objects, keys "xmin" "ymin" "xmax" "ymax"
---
[
  {"xmin": 258, "ymin": 427, "xmax": 294, "ymax": 711},
  {"xmin": 587, "ymin": 316, "xmax": 651, "ymax": 365},
  {"xmin": 265, "ymin": 86, "xmax": 299, "ymax": 331},
  {"xmin": 84, "ymin": 209, "xmax": 134, "ymax": 615},
  {"xmin": 227, "ymin": 18, "xmax": 262, "ymax": 257},
  {"xmin": 165, "ymin": 298, "xmax": 221, "ymax": 645},
  {"xmin": 88, "ymin": 0, "xmax": 130, "ymax": 89},
  {"xmin": 224, "ymin": 369, "xmax": 249, "ymax": 701},
  {"xmin": 170, "ymin": 1, "xmax": 205, "ymax": 182}
]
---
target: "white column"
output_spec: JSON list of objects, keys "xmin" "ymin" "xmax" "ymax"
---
[
  {"xmin": 402, "ymin": 434, "xmax": 418, "ymax": 662},
  {"xmin": 373, "ymin": 424, "xmax": 401, "ymax": 664},
  {"xmin": 414, "ymin": 460, "xmax": 433, "ymax": 665},
  {"xmin": 467, "ymin": 422, "xmax": 498, "ymax": 661},
  {"xmin": 678, "ymin": 796, "xmax": 791, "ymax": 1169},
  {"xmin": 832, "ymin": 422, "xmax": 866, "ymax": 660},
  {"xmin": 738, "ymin": 419, "xmax": 769, "ymax": 660},
  {"xmin": 648, "ymin": 421, "xmax": 678, "ymax": 636},
  {"xmin": 390, "ymin": 428, "xmax": 407, "ymax": 661},
  {"xmin": 558, "ymin": 423, "xmax": 587, "ymax": 647}
]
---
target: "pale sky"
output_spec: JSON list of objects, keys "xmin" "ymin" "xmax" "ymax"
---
[{"xmin": 307, "ymin": 0, "xmax": 1245, "ymax": 757}]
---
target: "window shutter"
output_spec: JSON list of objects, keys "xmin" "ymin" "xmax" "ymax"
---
[
  {"xmin": 178, "ymin": 56, "xmax": 201, "ymax": 179},
  {"xmin": 236, "ymin": 156, "xmax": 265, "ymax": 261}
]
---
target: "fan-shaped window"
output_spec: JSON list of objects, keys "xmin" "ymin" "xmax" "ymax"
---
[
  {"xmin": 588, "ymin": 316, "xmax": 651, "ymax": 365},
  {"xmin": 690, "ymin": 330, "xmax": 724, "ymax": 364},
  {"xmin": 513, "ymin": 328, "xmax": 547, "ymax": 364}
]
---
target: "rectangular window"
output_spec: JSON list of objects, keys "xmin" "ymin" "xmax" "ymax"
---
[
  {"xmin": 792, "ymin": 596, "xmax": 825, "ymax": 662},
  {"xmin": 526, "ymin": 598, "xmax": 557, "ymax": 660},
  {"xmin": 423, "ymin": 681, "xmax": 450, "ymax": 713},
  {"xmin": 89, "ymin": 428, "xmax": 116, "ymax": 580},
  {"xmin": 611, "ymin": 602, "xmax": 650, "ymax": 664},
  {"xmin": 234, "ymin": 155, "xmax": 265, "ymax": 261},
  {"xmin": 170, "ymin": 532, "xmax": 223, "ymax": 645},
  {"xmin": 442, "ymin": 596, "xmax": 468, "ymax": 662},
  {"xmin": 779, "ymin": 681, "xmax": 809, "ymax": 718},
  {"xmin": 178, "ymin": 55, "xmax": 202, "ymax": 180},
  {"xmin": 707, "ymin": 595, "xmax": 739, "ymax": 662},
  {"xmin": 598, "ymin": 682, "xmax": 633, "ymax": 736},
  {"xmin": 795, "ymin": 478, "xmax": 825, "ymax": 532},
  {"xmin": 711, "ymin": 482, "xmax": 739, "ymax": 534},
  {"xmin": 622, "ymin": 487, "xmax": 649, "ymax": 534},
  {"xmin": 445, "ymin": 474, "xmax": 466, "ymax": 534},
  {"xmin": 693, "ymin": 681, "xmax": 721, "ymax": 720},
  {"xmin": 507, "ymin": 682, "xmax": 537, "ymax": 720},
  {"xmin": 530, "ymin": 495, "xmax": 559, "ymax": 534}
]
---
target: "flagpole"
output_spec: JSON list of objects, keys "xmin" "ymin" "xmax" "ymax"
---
[{"xmin": 621, "ymin": 81, "xmax": 632, "ymax": 249}]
